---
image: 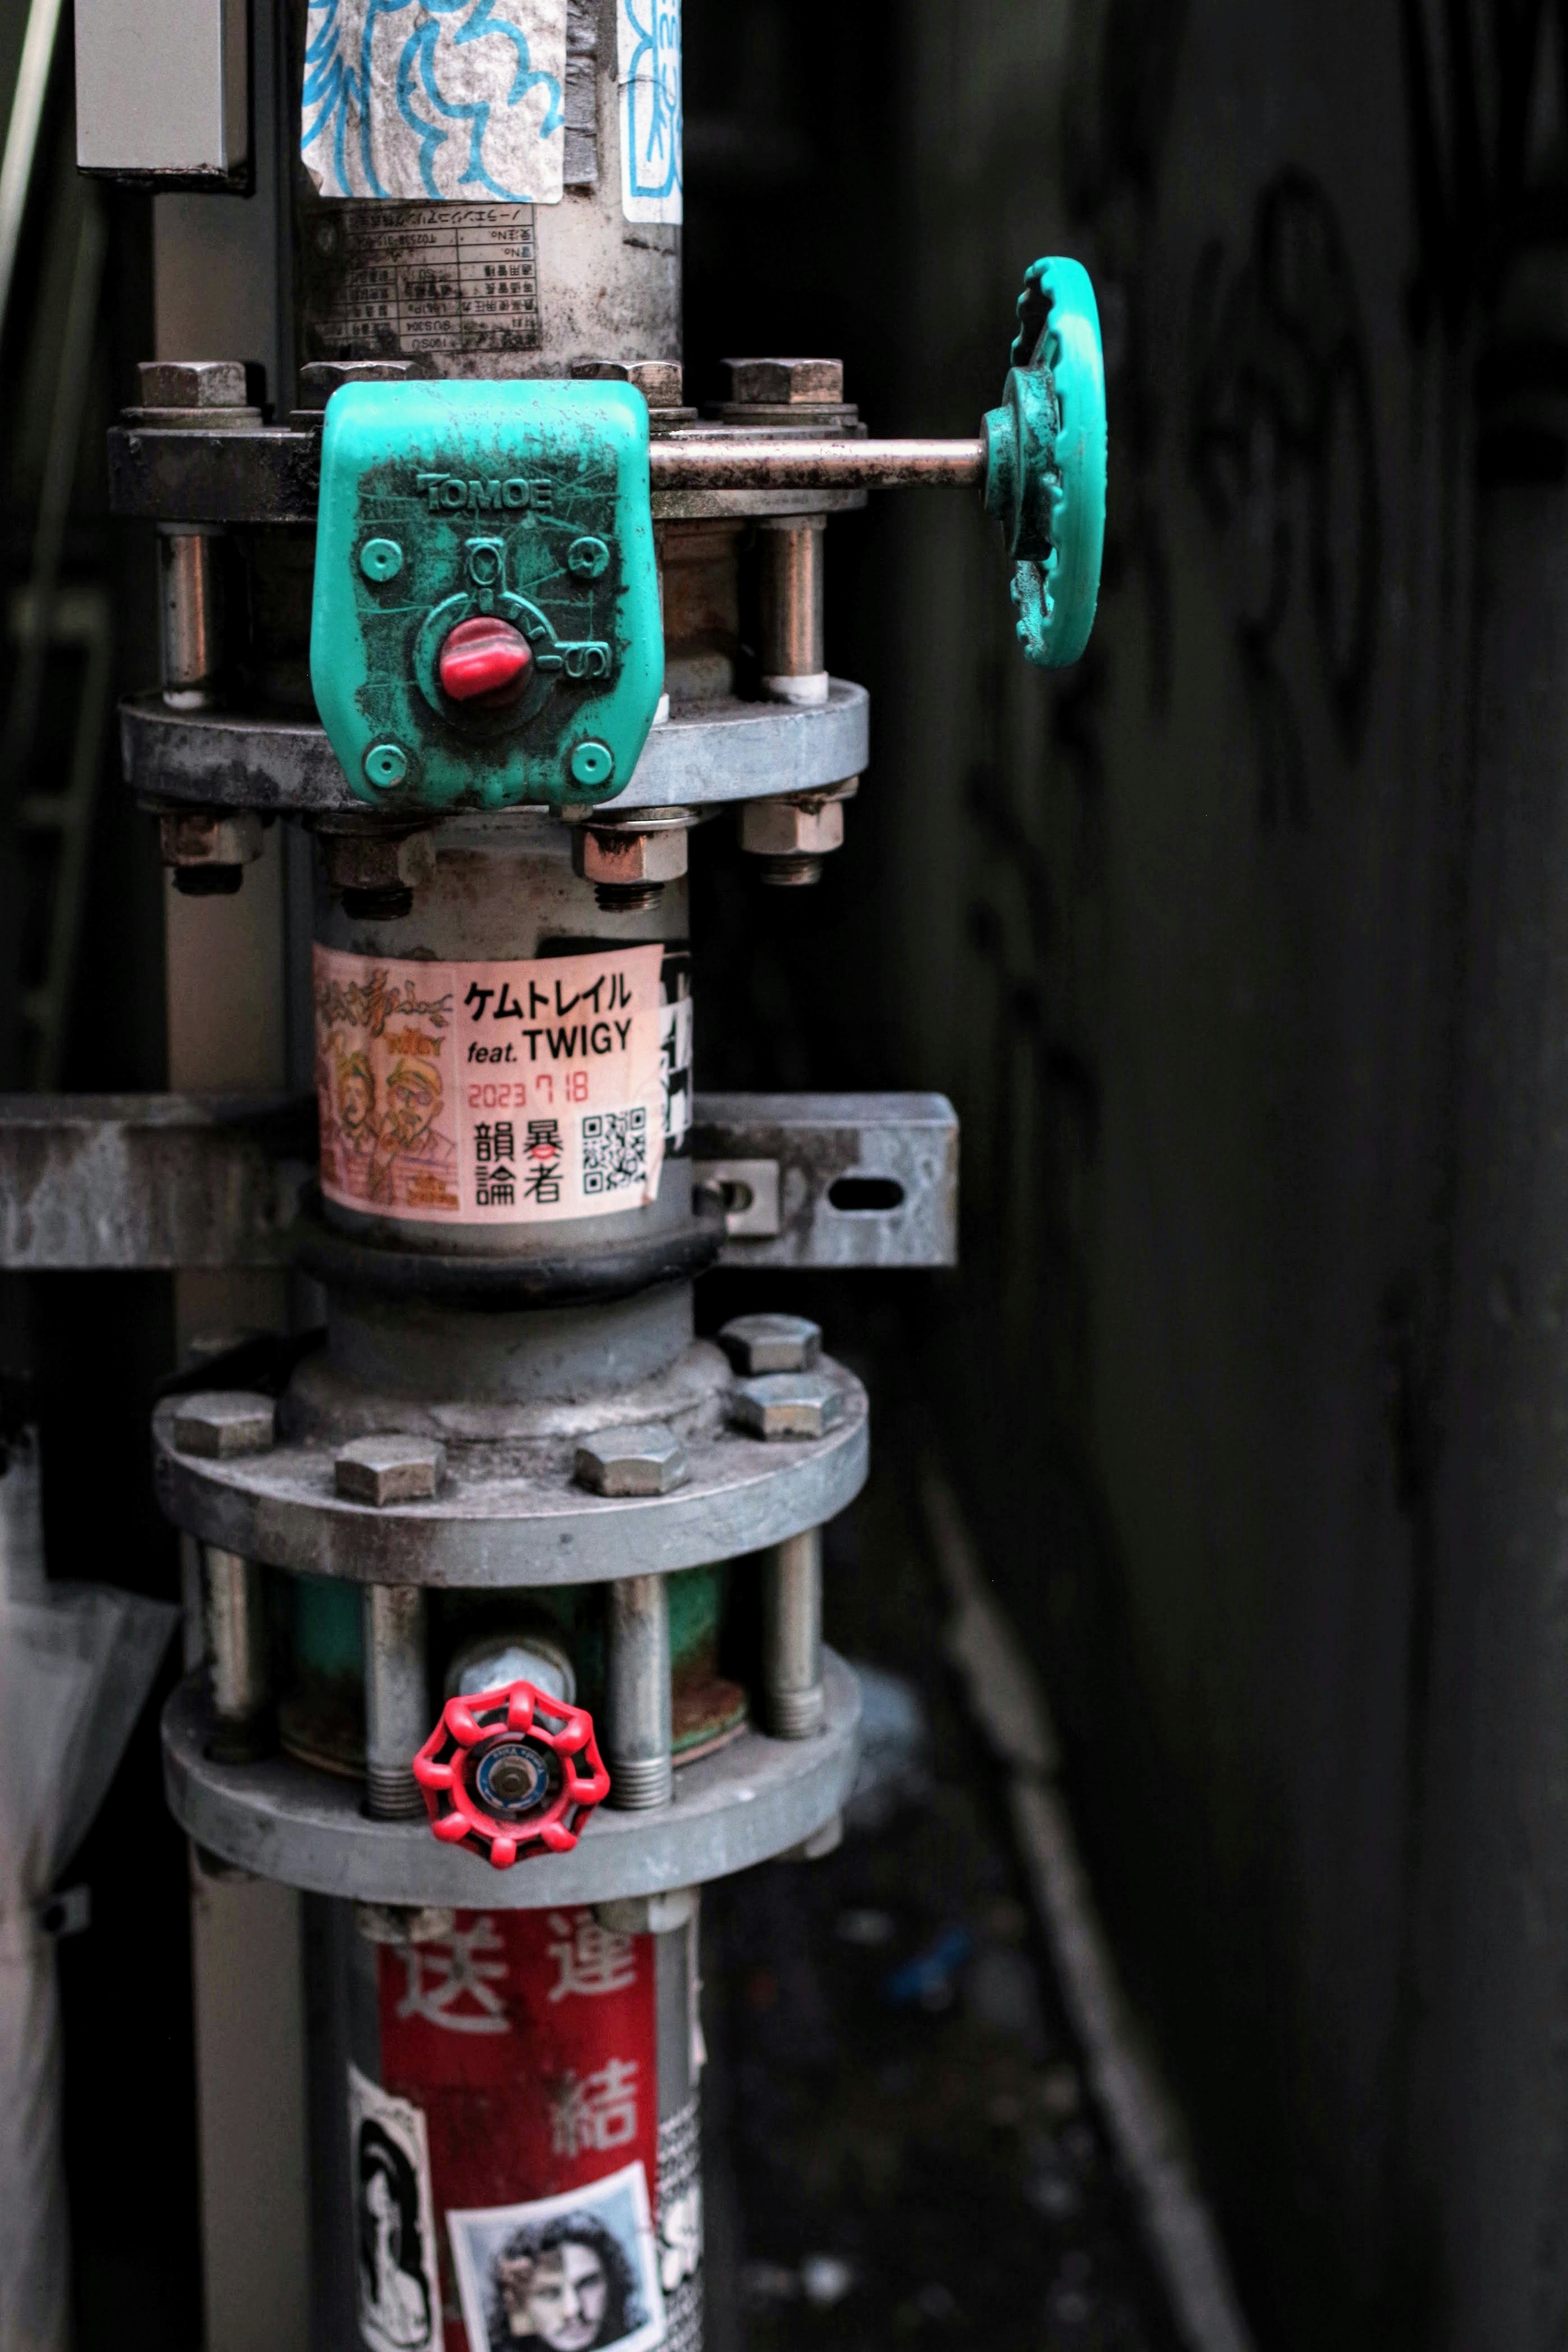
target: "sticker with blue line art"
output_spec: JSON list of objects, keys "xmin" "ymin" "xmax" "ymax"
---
[
  {"xmin": 617, "ymin": 0, "xmax": 681, "ymax": 224},
  {"xmin": 301, "ymin": 0, "xmax": 568, "ymax": 204}
]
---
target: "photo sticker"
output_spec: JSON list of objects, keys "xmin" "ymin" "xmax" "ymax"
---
[
  {"xmin": 447, "ymin": 2161, "xmax": 664, "ymax": 2352},
  {"xmin": 349, "ymin": 2065, "xmax": 442, "ymax": 2352}
]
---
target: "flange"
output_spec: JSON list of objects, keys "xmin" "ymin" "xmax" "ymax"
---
[
  {"xmin": 152, "ymin": 1359, "xmax": 869, "ymax": 1586},
  {"xmin": 120, "ymin": 681, "xmax": 869, "ymax": 815},
  {"xmin": 164, "ymin": 1650, "xmax": 860, "ymax": 1905}
]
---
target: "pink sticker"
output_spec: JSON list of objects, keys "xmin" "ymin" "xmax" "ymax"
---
[{"xmin": 314, "ymin": 942, "xmax": 668, "ymax": 1223}]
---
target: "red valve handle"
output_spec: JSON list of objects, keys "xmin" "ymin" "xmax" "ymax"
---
[
  {"xmin": 412, "ymin": 1680, "xmax": 610, "ymax": 1869},
  {"xmin": 437, "ymin": 615, "xmax": 534, "ymax": 707}
]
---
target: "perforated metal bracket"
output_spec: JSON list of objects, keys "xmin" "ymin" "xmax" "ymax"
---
[{"xmin": 0, "ymin": 1091, "xmax": 957, "ymax": 1273}]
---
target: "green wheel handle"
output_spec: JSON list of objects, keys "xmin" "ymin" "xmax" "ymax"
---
[{"xmin": 982, "ymin": 256, "xmax": 1106, "ymax": 669}]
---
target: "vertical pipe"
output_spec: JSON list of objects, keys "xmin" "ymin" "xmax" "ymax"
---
[
  {"xmin": 361, "ymin": 1585, "xmax": 429, "ymax": 1821},
  {"xmin": 758, "ymin": 518, "xmax": 828, "ymax": 704},
  {"xmin": 606, "ymin": 1574, "xmax": 673, "ymax": 1808},
  {"xmin": 203, "ymin": 1545, "xmax": 271, "ymax": 1759},
  {"xmin": 762, "ymin": 1526, "xmax": 824, "ymax": 1737},
  {"xmin": 158, "ymin": 528, "xmax": 223, "ymax": 708}
]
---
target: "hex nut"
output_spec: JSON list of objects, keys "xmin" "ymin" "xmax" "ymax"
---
[
  {"xmin": 738, "ymin": 796, "xmax": 846, "ymax": 860},
  {"xmin": 571, "ymin": 359, "xmax": 685, "ymax": 408},
  {"xmin": 729, "ymin": 1373, "xmax": 842, "ymax": 1441},
  {"xmin": 595, "ymin": 1888, "xmax": 699, "ymax": 1935},
  {"xmin": 574, "ymin": 823, "xmax": 690, "ymax": 887},
  {"xmin": 724, "ymin": 357, "xmax": 844, "ymax": 406},
  {"xmin": 316, "ymin": 824, "xmax": 437, "ymax": 899},
  {"xmin": 574, "ymin": 1424, "xmax": 689, "ymax": 1497},
  {"xmin": 159, "ymin": 809, "xmax": 265, "ymax": 871},
  {"xmin": 137, "ymin": 359, "xmax": 250, "ymax": 410},
  {"xmin": 172, "ymin": 1391, "xmax": 276, "ymax": 1459},
  {"xmin": 718, "ymin": 1313, "xmax": 823, "ymax": 1376},
  {"xmin": 335, "ymin": 1436, "xmax": 445, "ymax": 1506},
  {"xmin": 297, "ymin": 359, "xmax": 419, "ymax": 411}
]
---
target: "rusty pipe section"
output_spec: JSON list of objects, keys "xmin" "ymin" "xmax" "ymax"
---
[{"xmin": 649, "ymin": 438, "xmax": 987, "ymax": 488}]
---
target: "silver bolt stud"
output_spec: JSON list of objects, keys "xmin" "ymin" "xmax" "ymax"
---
[
  {"xmin": 334, "ymin": 1436, "xmax": 445, "ymax": 1506},
  {"xmin": 730, "ymin": 1374, "xmax": 842, "ymax": 1441},
  {"xmin": 574, "ymin": 1424, "xmax": 688, "ymax": 1497},
  {"xmin": 718, "ymin": 1313, "xmax": 822, "ymax": 1376},
  {"xmin": 172, "ymin": 1392, "xmax": 276, "ymax": 1458}
]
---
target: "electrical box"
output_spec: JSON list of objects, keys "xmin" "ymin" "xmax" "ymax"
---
[
  {"xmin": 311, "ymin": 380, "xmax": 665, "ymax": 814},
  {"xmin": 75, "ymin": 0, "xmax": 249, "ymax": 186}
]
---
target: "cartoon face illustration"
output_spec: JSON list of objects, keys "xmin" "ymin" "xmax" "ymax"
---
[
  {"xmin": 383, "ymin": 1059, "xmax": 441, "ymax": 1152},
  {"xmin": 336, "ymin": 1050, "xmax": 377, "ymax": 1145}
]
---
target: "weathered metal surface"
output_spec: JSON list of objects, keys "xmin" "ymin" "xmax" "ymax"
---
[
  {"xmin": 0, "ymin": 1092, "xmax": 310, "ymax": 1266},
  {"xmin": 119, "ymin": 682, "xmax": 870, "ymax": 814},
  {"xmin": 109, "ymin": 424, "xmax": 321, "ymax": 523},
  {"xmin": 106, "ymin": 420, "xmax": 972, "ymax": 524},
  {"xmin": 651, "ymin": 437, "xmax": 987, "ymax": 487},
  {"xmin": 692, "ymin": 1092, "xmax": 959, "ymax": 1268},
  {"xmin": 163, "ymin": 1649, "xmax": 860, "ymax": 1905},
  {"xmin": 0, "ymin": 1091, "xmax": 955, "ymax": 1271},
  {"xmin": 151, "ymin": 1366, "xmax": 869, "ymax": 1585}
]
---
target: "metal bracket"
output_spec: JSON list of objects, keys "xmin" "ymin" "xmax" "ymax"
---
[
  {"xmin": 691, "ymin": 1093, "xmax": 958, "ymax": 1269},
  {"xmin": 0, "ymin": 1092, "xmax": 957, "ymax": 1272}
]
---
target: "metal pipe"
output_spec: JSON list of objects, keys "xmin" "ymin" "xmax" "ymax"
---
[
  {"xmin": 203, "ymin": 1545, "xmax": 270, "ymax": 1759},
  {"xmin": 758, "ymin": 518, "xmax": 827, "ymax": 704},
  {"xmin": 606, "ymin": 1574, "xmax": 673, "ymax": 1809},
  {"xmin": 649, "ymin": 437, "xmax": 988, "ymax": 488},
  {"xmin": 763, "ymin": 1526, "xmax": 824, "ymax": 1737},
  {"xmin": 158, "ymin": 528, "xmax": 223, "ymax": 709},
  {"xmin": 361, "ymin": 1585, "xmax": 429, "ymax": 1821}
]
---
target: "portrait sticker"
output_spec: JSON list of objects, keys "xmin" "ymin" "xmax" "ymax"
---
[
  {"xmin": 301, "ymin": 0, "xmax": 568, "ymax": 205},
  {"xmin": 446, "ymin": 2162, "xmax": 665, "ymax": 2352},
  {"xmin": 314, "ymin": 944, "xmax": 668, "ymax": 1226},
  {"xmin": 349, "ymin": 2064, "xmax": 443, "ymax": 2352}
]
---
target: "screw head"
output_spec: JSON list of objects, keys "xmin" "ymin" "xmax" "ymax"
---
[
  {"xmin": 718, "ymin": 1314, "xmax": 822, "ymax": 1376},
  {"xmin": 723, "ymin": 357, "xmax": 844, "ymax": 406},
  {"xmin": 136, "ymin": 359, "xmax": 250, "ymax": 410},
  {"xmin": 570, "ymin": 740, "xmax": 615, "ymax": 789},
  {"xmin": 172, "ymin": 1391, "xmax": 276, "ymax": 1458},
  {"xmin": 364, "ymin": 742, "xmax": 408, "ymax": 789},
  {"xmin": 570, "ymin": 359, "xmax": 685, "ymax": 408},
  {"xmin": 573, "ymin": 1423, "xmax": 689, "ymax": 1497},
  {"xmin": 360, "ymin": 537, "xmax": 404, "ymax": 583},
  {"xmin": 729, "ymin": 1373, "xmax": 842, "ymax": 1441},
  {"xmin": 334, "ymin": 1436, "xmax": 445, "ymax": 1506},
  {"xmin": 568, "ymin": 536, "xmax": 610, "ymax": 579}
]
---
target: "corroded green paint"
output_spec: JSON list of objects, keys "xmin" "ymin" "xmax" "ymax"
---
[{"xmin": 311, "ymin": 380, "xmax": 664, "ymax": 811}]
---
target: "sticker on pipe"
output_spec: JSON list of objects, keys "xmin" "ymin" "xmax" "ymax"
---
[
  {"xmin": 301, "ymin": 0, "xmax": 568, "ymax": 204},
  {"xmin": 349, "ymin": 2064, "xmax": 442, "ymax": 2352},
  {"xmin": 314, "ymin": 944, "xmax": 677, "ymax": 1224}
]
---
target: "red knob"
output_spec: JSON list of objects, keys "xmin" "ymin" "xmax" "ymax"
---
[
  {"xmin": 412, "ymin": 1680, "xmax": 610, "ymax": 1868},
  {"xmin": 437, "ymin": 615, "xmax": 534, "ymax": 707}
]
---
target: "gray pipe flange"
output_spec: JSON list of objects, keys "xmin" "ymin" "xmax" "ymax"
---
[
  {"xmin": 163, "ymin": 1651, "xmax": 860, "ymax": 1907},
  {"xmin": 154, "ymin": 1352, "xmax": 868, "ymax": 1586}
]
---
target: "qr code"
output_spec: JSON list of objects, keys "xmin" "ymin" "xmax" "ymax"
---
[{"xmin": 581, "ymin": 1106, "xmax": 648, "ymax": 1195}]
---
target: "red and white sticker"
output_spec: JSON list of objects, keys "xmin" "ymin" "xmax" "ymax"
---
[
  {"xmin": 314, "ymin": 944, "xmax": 673, "ymax": 1224},
  {"xmin": 375, "ymin": 1908, "xmax": 662, "ymax": 2352}
]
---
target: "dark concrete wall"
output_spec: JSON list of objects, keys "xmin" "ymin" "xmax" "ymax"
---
[{"xmin": 859, "ymin": 1, "xmax": 1568, "ymax": 2343}]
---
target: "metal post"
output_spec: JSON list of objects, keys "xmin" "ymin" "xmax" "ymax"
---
[
  {"xmin": 361, "ymin": 1585, "xmax": 429, "ymax": 1821},
  {"xmin": 606, "ymin": 1574, "xmax": 673, "ymax": 1809},
  {"xmin": 763, "ymin": 1526, "xmax": 824, "ymax": 1737},
  {"xmin": 203, "ymin": 1544, "xmax": 270, "ymax": 1759},
  {"xmin": 158, "ymin": 527, "xmax": 223, "ymax": 708},
  {"xmin": 758, "ymin": 518, "xmax": 827, "ymax": 704}
]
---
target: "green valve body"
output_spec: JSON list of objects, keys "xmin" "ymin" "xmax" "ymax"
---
[{"xmin": 311, "ymin": 381, "xmax": 665, "ymax": 812}]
